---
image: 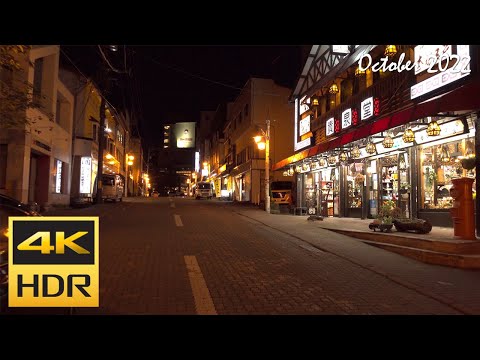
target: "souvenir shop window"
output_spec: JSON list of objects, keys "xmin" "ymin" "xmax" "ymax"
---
[
  {"xmin": 420, "ymin": 137, "xmax": 476, "ymax": 209},
  {"xmin": 347, "ymin": 162, "xmax": 364, "ymax": 208}
]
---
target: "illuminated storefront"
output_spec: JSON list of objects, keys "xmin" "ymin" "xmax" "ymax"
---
[{"xmin": 274, "ymin": 45, "xmax": 479, "ymax": 227}]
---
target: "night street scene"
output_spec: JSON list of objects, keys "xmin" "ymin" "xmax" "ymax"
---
[{"xmin": 2, "ymin": 44, "xmax": 480, "ymax": 316}]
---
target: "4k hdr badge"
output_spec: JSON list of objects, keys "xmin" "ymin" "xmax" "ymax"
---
[{"xmin": 8, "ymin": 217, "xmax": 99, "ymax": 307}]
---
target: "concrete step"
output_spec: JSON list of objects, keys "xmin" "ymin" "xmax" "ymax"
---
[
  {"xmin": 360, "ymin": 240, "xmax": 480, "ymax": 269},
  {"xmin": 328, "ymin": 229, "xmax": 480, "ymax": 255}
]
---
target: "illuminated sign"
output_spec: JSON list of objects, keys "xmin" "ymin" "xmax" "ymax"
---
[
  {"xmin": 326, "ymin": 118, "xmax": 335, "ymax": 136},
  {"xmin": 361, "ymin": 97, "xmax": 374, "ymax": 120},
  {"xmin": 80, "ymin": 157, "xmax": 92, "ymax": 194},
  {"xmin": 294, "ymin": 97, "xmax": 312, "ymax": 151},
  {"xmin": 342, "ymin": 108, "xmax": 352, "ymax": 129},
  {"xmin": 415, "ymin": 119, "xmax": 465, "ymax": 144},
  {"xmin": 218, "ymin": 164, "xmax": 227, "ymax": 175},
  {"xmin": 414, "ymin": 45, "xmax": 452, "ymax": 75},
  {"xmin": 299, "ymin": 115, "xmax": 311, "ymax": 136},
  {"xmin": 411, "ymin": 66, "xmax": 470, "ymax": 99},
  {"xmin": 55, "ymin": 160, "xmax": 62, "ymax": 193},
  {"xmin": 299, "ymin": 96, "xmax": 310, "ymax": 114},
  {"xmin": 375, "ymin": 137, "xmax": 412, "ymax": 155},
  {"xmin": 195, "ymin": 151, "xmax": 200, "ymax": 172},
  {"xmin": 175, "ymin": 122, "xmax": 196, "ymax": 148}
]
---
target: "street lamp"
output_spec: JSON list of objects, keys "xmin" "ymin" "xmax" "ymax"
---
[
  {"xmin": 125, "ymin": 154, "xmax": 134, "ymax": 197},
  {"xmin": 253, "ymin": 119, "xmax": 271, "ymax": 214}
]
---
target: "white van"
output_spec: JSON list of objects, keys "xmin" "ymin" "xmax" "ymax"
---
[
  {"xmin": 194, "ymin": 181, "xmax": 214, "ymax": 199},
  {"xmin": 102, "ymin": 174, "xmax": 124, "ymax": 202}
]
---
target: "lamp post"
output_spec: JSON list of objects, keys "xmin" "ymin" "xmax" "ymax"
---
[
  {"xmin": 254, "ymin": 119, "xmax": 271, "ymax": 214},
  {"xmin": 125, "ymin": 154, "xmax": 134, "ymax": 197}
]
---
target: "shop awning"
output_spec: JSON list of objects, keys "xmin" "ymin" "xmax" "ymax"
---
[{"xmin": 273, "ymin": 77, "xmax": 480, "ymax": 171}]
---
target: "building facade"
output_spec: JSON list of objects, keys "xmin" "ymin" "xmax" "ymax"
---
[
  {"xmin": 207, "ymin": 78, "xmax": 294, "ymax": 204},
  {"xmin": 273, "ymin": 45, "xmax": 479, "ymax": 228},
  {"xmin": 1, "ymin": 45, "xmax": 74, "ymax": 209}
]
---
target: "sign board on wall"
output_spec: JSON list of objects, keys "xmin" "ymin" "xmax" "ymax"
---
[
  {"xmin": 80, "ymin": 156, "xmax": 92, "ymax": 194},
  {"xmin": 195, "ymin": 151, "xmax": 200, "ymax": 172},
  {"xmin": 414, "ymin": 45, "xmax": 453, "ymax": 75},
  {"xmin": 299, "ymin": 115, "xmax": 311, "ymax": 136},
  {"xmin": 175, "ymin": 122, "xmax": 196, "ymax": 148}
]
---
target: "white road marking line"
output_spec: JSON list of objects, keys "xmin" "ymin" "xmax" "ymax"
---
[
  {"xmin": 170, "ymin": 202, "xmax": 175, "ymax": 208},
  {"xmin": 174, "ymin": 214, "xmax": 183, "ymax": 227},
  {"xmin": 184, "ymin": 255, "xmax": 217, "ymax": 315}
]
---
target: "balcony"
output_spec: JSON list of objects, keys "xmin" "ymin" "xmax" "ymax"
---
[{"xmin": 311, "ymin": 69, "xmax": 417, "ymax": 143}]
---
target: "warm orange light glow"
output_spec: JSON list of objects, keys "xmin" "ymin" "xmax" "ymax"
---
[
  {"xmin": 105, "ymin": 153, "xmax": 113, "ymax": 159},
  {"xmin": 127, "ymin": 161, "xmax": 133, "ymax": 166},
  {"xmin": 253, "ymin": 135, "xmax": 263, "ymax": 143},
  {"xmin": 257, "ymin": 141, "xmax": 266, "ymax": 150},
  {"xmin": 128, "ymin": 155, "xmax": 135, "ymax": 161},
  {"xmin": 108, "ymin": 160, "xmax": 115, "ymax": 165}
]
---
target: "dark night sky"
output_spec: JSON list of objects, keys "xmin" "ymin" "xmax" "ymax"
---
[{"xmin": 61, "ymin": 45, "xmax": 306, "ymax": 148}]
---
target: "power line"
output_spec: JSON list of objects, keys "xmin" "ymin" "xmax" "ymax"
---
[
  {"xmin": 97, "ymin": 45, "xmax": 128, "ymax": 74},
  {"xmin": 137, "ymin": 50, "xmax": 283, "ymax": 97}
]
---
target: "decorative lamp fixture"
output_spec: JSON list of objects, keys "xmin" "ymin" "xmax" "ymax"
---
[
  {"xmin": 327, "ymin": 154, "xmax": 337, "ymax": 165},
  {"xmin": 351, "ymin": 145, "xmax": 361, "ymax": 159},
  {"xmin": 426, "ymin": 119, "xmax": 441, "ymax": 137},
  {"xmin": 382, "ymin": 133, "xmax": 394, "ymax": 148},
  {"xmin": 465, "ymin": 139, "xmax": 475, "ymax": 157},
  {"xmin": 329, "ymin": 83, "xmax": 339, "ymax": 94},
  {"xmin": 283, "ymin": 170, "xmax": 289, "ymax": 177},
  {"xmin": 441, "ymin": 145, "xmax": 451, "ymax": 164},
  {"xmin": 355, "ymin": 66, "xmax": 366, "ymax": 77},
  {"xmin": 287, "ymin": 167, "xmax": 294, "ymax": 176},
  {"xmin": 295, "ymin": 164, "xmax": 302, "ymax": 173},
  {"xmin": 402, "ymin": 128, "xmax": 415, "ymax": 143},
  {"xmin": 365, "ymin": 139, "xmax": 376, "ymax": 154},
  {"xmin": 384, "ymin": 45, "xmax": 397, "ymax": 57},
  {"xmin": 311, "ymin": 96, "xmax": 320, "ymax": 107},
  {"xmin": 339, "ymin": 151, "xmax": 348, "ymax": 162},
  {"xmin": 319, "ymin": 158, "xmax": 327, "ymax": 167}
]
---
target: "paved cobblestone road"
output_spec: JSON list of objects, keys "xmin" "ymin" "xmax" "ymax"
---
[{"xmin": 4, "ymin": 196, "xmax": 480, "ymax": 315}]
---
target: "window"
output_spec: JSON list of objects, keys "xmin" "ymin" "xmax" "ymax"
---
[
  {"xmin": 33, "ymin": 58, "xmax": 44, "ymax": 101},
  {"xmin": 0, "ymin": 144, "xmax": 7, "ymax": 189},
  {"xmin": 420, "ymin": 137, "xmax": 476, "ymax": 210},
  {"xmin": 92, "ymin": 124, "xmax": 98, "ymax": 142},
  {"xmin": 117, "ymin": 130, "xmax": 123, "ymax": 145}
]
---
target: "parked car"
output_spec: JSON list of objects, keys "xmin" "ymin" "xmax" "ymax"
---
[
  {"xmin": 0, "ymin": 203, "xmax": 41, "ymax": 309},
  {"xmin": 0, "ymin": 193, "xmax": 41, "ymax": 216}
]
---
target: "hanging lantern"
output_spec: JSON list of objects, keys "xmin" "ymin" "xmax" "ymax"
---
[
  {"xmin": 426, "ymin": 120, "xmax": 441, "ymax": 136},
  {"xmin": 295, "ymin": 164, "xmax": 302, "ymax": 173},
  {"xmin": 329, "ymin": 83, "xmax": 339, "ymax": 94},
  {"xmin": 288, "ymin": 167, "xmax": 295, "ymax": 176},
  {"xmin": 355, "ymin": 66, "xmax": 366, "ymax": 77},
  {"xmin": 327, "ymin": 154, "xmax": 337, "ymax": 165},
  {"xmin": 351, "ymin": 146, "xmax": 361, "ymax": 159},
  {"xmin": 365, "ymin": 141, "xmax": 376, "ymax": 154},
  {"xmin": 402, "ymin": 128, "xmax": 415, "ymax": 143},
  {"xmin": 382, "ymin": 133, "xmax": 394, "ymax": 148},
  {"xmin": 384, "ymin": 45, "xmax": 397, "ymax": 57},
  {"xmin": 283, "ymin": 170, "xmax": 289, "ymax": 177},
  {"xmin": 339, "ymin": 151, "xmax": 348, "ymax": 162}
]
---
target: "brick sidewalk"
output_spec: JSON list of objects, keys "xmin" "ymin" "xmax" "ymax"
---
[{"xmin": 230, "ymin": 206, "xmax": 480, "ymax": 314}]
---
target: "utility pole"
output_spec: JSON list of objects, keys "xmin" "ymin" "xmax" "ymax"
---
[
  {"xmin": 94, "ymin": 67, "xmax": 110, "ymax": 204},
  {"xmin": 95, "ymin": 96, "xmax": 106, "ymax": 204},
  {"xmin": 265, "ymin": 119, "xmax": 271, "ymax": 214}
]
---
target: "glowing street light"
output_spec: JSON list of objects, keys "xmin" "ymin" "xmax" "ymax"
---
[{"xmin": 253, "ymin": 119, "xmax": 271, "ymax": 214}]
